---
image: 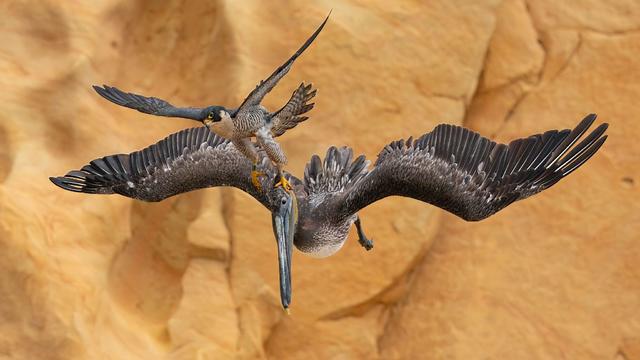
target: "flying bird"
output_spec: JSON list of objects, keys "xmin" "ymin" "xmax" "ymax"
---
[
  {"xmin": 50, "ymin": 114, "xmax": 608, "ymax": 309},
  {"xmin": 92, "ymin": 13, "xmax": 330, "ymax": 192}
]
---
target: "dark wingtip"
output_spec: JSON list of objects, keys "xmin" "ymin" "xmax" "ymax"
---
[
  {"xmin": 543, "ymin": 114, "xmax": 609, "ymax": 182},
  {"xmin": 50, "ymin": 176, "xmax": 65, "ymax": 188},
  {"xmin": 546, "ymin": 113, "xmax": 601, "ymax": 166},
  {"xmin": 291, "ymin": 10, "xmax": 331, "ymax": 59},
  {"xmin": 578, "ymin": 113, "xmax": 598, "ymax": 130},
  {"xmin": 92, "ymin": 84, "xmax": 112, "ymax": 100},
  {"xmin": 577, "ymin": 113, "xmax": 600, "ymax": 131},
  {"xmin": 92, "ymin": 84, "xmax": 105, "ymax": 95},
  {"xmin": 50, "ymin": 176, "xmax": 80, "ymax": 192},
  {"xmin": 584, "ymin": 113, "xmax": 597, "ymax": 121},
  {"xmin": 318, "ymin": 9, "xmax": 331, "ymax": 34}
]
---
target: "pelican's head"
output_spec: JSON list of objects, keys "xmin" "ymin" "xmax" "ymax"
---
[{"xmin": 270, "ymin": 187, "xmax": 299, "ymax": 310}]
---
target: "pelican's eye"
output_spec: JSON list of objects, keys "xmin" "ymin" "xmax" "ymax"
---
[{"xmin": 281, "ymin": 198, "xmax": 287, "ymax": 205}]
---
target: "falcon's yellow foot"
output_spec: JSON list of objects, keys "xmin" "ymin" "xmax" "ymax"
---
[
  {"xmin": 274, "ymin": 175, "xmax": 293, "ymax": 191},
  {"xmin": 251, "ymin": 167, "xmax": 265, "ymax": 192}
]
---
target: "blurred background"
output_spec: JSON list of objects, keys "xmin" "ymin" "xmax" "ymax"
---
[{"xmin": 1, "ymin": 0, "xmax": 639, "ymax": 359}]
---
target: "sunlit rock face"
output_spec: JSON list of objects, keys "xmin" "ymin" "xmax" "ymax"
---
[{"xmin": 1, "ymin": 1, "xmax": 638, "ymax": 359}]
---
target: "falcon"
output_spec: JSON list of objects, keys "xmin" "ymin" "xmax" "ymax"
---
[{"xmin": 92, "ymin": 13, "xmax": 330, "ymax": 192}]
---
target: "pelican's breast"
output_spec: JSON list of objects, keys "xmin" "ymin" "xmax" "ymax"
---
[{"xmin": 295, "ymin": 222, "xmax": 351, "ymax": 259}]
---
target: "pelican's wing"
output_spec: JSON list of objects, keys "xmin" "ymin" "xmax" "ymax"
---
[
  {"xmin": 236, "ymin": 13, "xmax": 328, "ymax": 112},
  {"xmin": 326, "ymin": 114, "xmax": 608, "ymax": 221},
  {"xmin": 271, "ymin": 82, "xmax": 317, "ymax": 137},
  {"xmin": 93, "ymin": 85, "xmax": 204, "ymax": 121},
  {"xmin": 50, "ymin": 127, "xmax": 275, "ymax": 208}
]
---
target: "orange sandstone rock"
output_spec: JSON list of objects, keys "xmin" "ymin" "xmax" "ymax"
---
[{"xmin": 0, "ymin": 1, "xmax": 638, "ymax": 359}]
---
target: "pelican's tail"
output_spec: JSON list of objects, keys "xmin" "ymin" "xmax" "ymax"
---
[{"xmin": 303, "ymin": 146, "xmax": 370, "ymax": 194}]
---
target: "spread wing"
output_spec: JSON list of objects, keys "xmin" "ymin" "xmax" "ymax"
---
[
  {"xmin": 50, "ymin": 127, "xmax": 276, "ymax": 208},
  {"xmin": 325, "ymin": 114, "xmax": 608, "ymax": 221},
  {"xmin": 93, "ymin": 85, "xmax": 205, "ymax": 121},
  {"xmin": 236, "ymin": 12, "xmax": 329, "ymax": 112},
  {"xmin": 271, "ymin": 82, "xmax": 317, "ymax": 137}
]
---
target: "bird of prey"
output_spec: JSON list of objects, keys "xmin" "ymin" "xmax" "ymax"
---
[
  {"xmin": 92, "ymin": 13, "xmax": 330, "ymax": 192},
  {"xmin": 50, "ymin": 114, "xmax": 608, "ymax": 309}
]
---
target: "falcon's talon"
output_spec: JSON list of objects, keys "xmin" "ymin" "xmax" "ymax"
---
[
  {"xmin": 251, "ymin": 168, "xmax": 265, "ymax": 192},
  {"xmin": 275, "ymin": 175, "xmax": 293, "ymax": 191}
]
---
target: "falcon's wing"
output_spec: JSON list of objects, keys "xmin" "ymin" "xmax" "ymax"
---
[
  {"xmin": 93, "ymin": 85, "xmax": 204, "ymax": 121},
  {"xmin": 50, "ymin": 127, "xmax": 276, "ymax": 208},
  {"xmin": 271, "ymin": 82, "xmax": 317, "ymax": 137},
  {"xmin": 236, "ymin": 13, "xmax": 328, "ymax": 112},
  {"xmin": 320, "ymin": 114, "xmax": 608, "ymax": 221}
]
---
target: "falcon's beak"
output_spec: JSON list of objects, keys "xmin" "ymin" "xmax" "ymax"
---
[
  {"xmin": 272, "ymin": 190, "xmax": 298, "ymax": 311},
  {"xmin": 203, "ymin": 118, "xmax": 213, "ymax": 130}
]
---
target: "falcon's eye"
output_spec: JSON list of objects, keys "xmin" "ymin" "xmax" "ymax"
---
[{"xmin": 207, "ymin": 112, "xmax": 214, "ymax": 120}]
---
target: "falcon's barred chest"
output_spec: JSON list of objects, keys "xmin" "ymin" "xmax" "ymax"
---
[{"xmin": 233, "ymin": 106, "xmax": 270, "ymax": 137}]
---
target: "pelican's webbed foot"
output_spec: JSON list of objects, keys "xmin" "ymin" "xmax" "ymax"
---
[
  {"xmin": 355, "ymin": 216, "xmax": 373, "ymax": 251},
  {"xmin": 251, "ymin": 163, "xmax": 265, "ymax": 192}
]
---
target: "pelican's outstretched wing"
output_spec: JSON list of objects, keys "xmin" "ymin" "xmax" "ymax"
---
[
  {"xmin": 50, "ymin": 127, "xmax": 275, "ymax": 208},
  {"xmin": 271, "ymin": 82, "xmax": 317, "ymax": 137},
  {"xmin": 236, "ymin": 12, "xmax": 329, "ymax": 113},
  {"xmin": 93, "ymin": 85, "xmax": 205, "ymax": 121},
  {"xmin": 324, "ymin": 114, "xmax": 608, "ymax": 221}
]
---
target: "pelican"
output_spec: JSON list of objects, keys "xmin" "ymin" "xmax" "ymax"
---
[
  {"xmin": 50, "ymin": 114, "xmax": 608, "ymax": 309},
  {"xmin": 92, "ymin": 12, "xmax": 330, "ymax": 192}
]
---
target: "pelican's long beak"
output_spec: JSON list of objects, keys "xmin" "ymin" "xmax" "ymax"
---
[{"xmin": 272, "ymin": 191, "xmax": 298, "ymax": 310}]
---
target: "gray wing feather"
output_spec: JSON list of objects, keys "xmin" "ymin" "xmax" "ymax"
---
[
  {"xmin": 236, "ymin": 13, "xmax": 329, "ymax": 112},
  {"xmin": 93, "ymin": 85, "xmax": 204, "ymax": 120},
  {"xmin": 50, "ymin": 127, "xmax": 274, "ymax": 208},
  {"xmin": 328, "ymin": 114, "xmax": 608, "ymax": 221},
  {"xmin": 303, "ymin": 146, "xmax": 370, "ymax": 195},
  {"xmin": 271, "ymin": 82, "xmax": 317, "ymax": 137}
]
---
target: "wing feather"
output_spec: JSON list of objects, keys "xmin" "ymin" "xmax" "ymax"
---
[
  {"xmin": 271, "ymin": 82, "xmax": 317, "ymax": 137},
  {"xmin": 330, "ymin": 114, "xmax": 608, "ymax": 221},
  {"xmin": 93, "ymin": 85, "xmax": 204, "ymax": 120},
  {"xmin": 236, "ymin": 13, "xmax": 329, "ymax": 111},
  {"xmin": 50, "ymin": 127, "xmax": 275, "ymax": 207}
]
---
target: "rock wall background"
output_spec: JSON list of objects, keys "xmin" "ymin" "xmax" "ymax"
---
[{"xmin": 1, "ymin": 0, "xmax": 639, "ymax": 359}]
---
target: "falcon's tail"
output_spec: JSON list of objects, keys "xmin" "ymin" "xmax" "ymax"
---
[{"xmin": 271, "ymin": 83, "xmax": 317, "ymax": 137}]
